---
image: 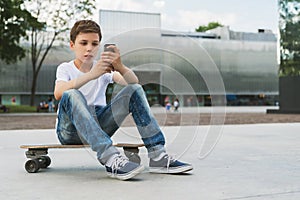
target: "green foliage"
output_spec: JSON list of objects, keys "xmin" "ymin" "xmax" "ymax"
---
[
  {"xmin": 1, "ymin": 105, "xmax": 37, "ymax": 113},
  {"xmin": 24, "ymin": 0, "xmax": 96, "ymax": 37},
  {"xmin": 0, "ymin": 0, "xmax": 42, "ymax": 64},
  {"xmin": 22, "ymin": 0, "xmax": 96, "ymax": 106},
  {"xmin": 279, "ymin": 0, "xmax": 300, "ymax": 76},
  {"xmin": 195, "ymin": 22, "xmax": 223, "ymax": 32},
  {"xmin": 1, "ymin": 0, "xmax": 97, "ymax": 105}
]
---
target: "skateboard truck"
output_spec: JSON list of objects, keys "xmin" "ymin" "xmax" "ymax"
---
[
  {"xmin": 123, "ymin": 146, "xmax": 141, "ymax": 164},
  {"xmin": 24, "ymin": 148, "xmax": 51, "ymax": 173}
]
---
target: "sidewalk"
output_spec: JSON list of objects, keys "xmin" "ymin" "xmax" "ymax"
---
[
  {"xmin": 0, "ymin": 106, "xmax": 280, "ymax": 116},
  {"xmin": 0, "ymin": 123, "xmax": 299, "ymax": 200},
  {"xmin": 151, "ymin": 106, "xmax": 279, "ymax": 114}
]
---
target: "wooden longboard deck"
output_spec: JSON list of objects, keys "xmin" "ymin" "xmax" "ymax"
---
[
  {"xmin": 20, "ymin": 143, "xmax": 144, "ymax": 149},
  {"xmin": 21, "ymin": 143, "xmax": 145, "ymax": 173}
]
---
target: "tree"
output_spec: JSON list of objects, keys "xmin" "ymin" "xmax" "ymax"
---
[
  {"xmin": 0, "ymin": 0, "xmax": 42, "ymax": 64},
  {"xmin": 22, "ymin": 0, "xmax": 96, "ymax": 106},
  {"xmin": 278, "ymin": 0, "xmax": 300, "ymax": 76},
  {"xmin": 195, "ymin": 22, "xmax": 223, "ymax": 32}
]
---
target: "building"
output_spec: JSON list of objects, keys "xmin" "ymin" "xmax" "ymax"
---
[
  {"xmin": 0, "ymin": 10, "xmax": 278, "ymax": 107},
  {"xmin": 99, "ymin": 10, "xmax": 278, "ymax": 106}
]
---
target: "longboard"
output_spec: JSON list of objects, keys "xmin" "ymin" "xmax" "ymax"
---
[{"xmin": 20, "ymin": 143, "xmax": 145, "ymax": 173}]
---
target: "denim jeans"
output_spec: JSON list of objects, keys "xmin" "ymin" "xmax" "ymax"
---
[{"xmin": 56, "ymin": 84, "xmax": 166, "ymax": 164}]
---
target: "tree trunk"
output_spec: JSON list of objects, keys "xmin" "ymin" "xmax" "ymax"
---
[{"xmin": 30, "ymin": 73, "xmax": 38, "ymax": 106}]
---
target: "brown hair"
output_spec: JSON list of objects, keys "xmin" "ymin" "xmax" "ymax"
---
[{"xmin": 70, "ymin": 20, "xmax": 102, "ymax": 43}]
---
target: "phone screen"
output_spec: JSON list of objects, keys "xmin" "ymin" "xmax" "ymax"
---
[{"xmin": 104, "ymin": 44, "xmax": 115, "ymax": 52}]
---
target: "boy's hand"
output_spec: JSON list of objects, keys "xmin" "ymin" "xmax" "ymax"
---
[
  {"xmin": 90, "ymin": 55, "xmax": 114, "ymax": 79},
  {"xmin": 101, "ymin": 45, "xmax": 124, "ymax": 72},
  {"xmin": 100, "ymin": 45, "xmax": 139, "ymax": 84}
]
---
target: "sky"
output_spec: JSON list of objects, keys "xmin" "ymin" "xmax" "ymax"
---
[{"xmin": 95, "ymin": 0, "xmax": 279, "ymax": 34}]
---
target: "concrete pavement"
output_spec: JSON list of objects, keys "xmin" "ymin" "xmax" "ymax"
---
[{"xmin": 0, "ymin": 122, "xmax": 299, "ymax": 200}]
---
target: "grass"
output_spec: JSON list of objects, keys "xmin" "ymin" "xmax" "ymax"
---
[{"xmin": 0, "ymin": 105, "xmax": 37, "ymax": 113}]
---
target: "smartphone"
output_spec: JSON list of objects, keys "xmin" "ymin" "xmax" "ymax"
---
[
  {"xmin": 104, "ymin": 44, "xmax": 115, "ymax": 70},
  {"xmin": 104, "ymin": 43, "xmax": 115, "ymax": 52}
]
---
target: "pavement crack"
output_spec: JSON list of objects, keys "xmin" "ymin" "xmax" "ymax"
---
[{"xmin": 221, "ymin": 190, "xmax": 300, "ymax": 200}]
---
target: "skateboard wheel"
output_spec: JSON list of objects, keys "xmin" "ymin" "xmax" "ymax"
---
[
  {"xmin": 25, "ymin": 159, "xmax": 40, "ymax": 173},
  {"xmin": 38, "ymin": 156, "xmax": 51, "ymax": 168}
]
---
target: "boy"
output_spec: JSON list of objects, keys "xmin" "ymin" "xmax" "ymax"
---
[{"xmin": 54, "ymin": 20, "xmax": 192, "ymax": 180}]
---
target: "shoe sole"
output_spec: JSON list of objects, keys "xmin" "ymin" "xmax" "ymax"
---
[
  {"xmin": 107, "ymin": 165, "xmax": 145, "ymax": 180},
  {"xmin": 149, "ymin": 165, "xmax": 193, "ymax": 174}
]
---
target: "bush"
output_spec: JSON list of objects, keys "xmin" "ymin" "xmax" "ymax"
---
[{"xmin": 0, "ymin": 105, "xmax": 37, "ymax": 113}]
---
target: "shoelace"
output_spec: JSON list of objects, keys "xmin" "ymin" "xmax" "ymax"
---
[
  {"xmin": 165, "ymin": 155, "xmax": 176, "ymax": 172},
  {"xmin": 111, "ymin": 155, "xmax": 129, "ymax": 174}
]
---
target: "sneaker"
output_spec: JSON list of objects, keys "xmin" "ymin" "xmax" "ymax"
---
[
  {"xmin": 149, "ymin": 154, "xmax": 193, "ymax": 174},
  {"xmin": 105, "ymin": 154, "xmax": 144, "ymax": 180}
]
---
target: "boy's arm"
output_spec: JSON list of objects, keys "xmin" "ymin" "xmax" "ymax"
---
[
  {"xmin": 54, "ymin": 72, "xmax": 95, "ymax": 100},
  {"xmin": 54, "ymin": 56, "xmax": 114, "ymax": 100},
  {"xmin": 113, "ymin": 64, "xmax": 139, "ymax": 85}
]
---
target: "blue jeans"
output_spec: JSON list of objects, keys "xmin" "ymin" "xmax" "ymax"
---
[{"xmin": 56, "ymin": 84, "xmax": 166, "ymax": 164}]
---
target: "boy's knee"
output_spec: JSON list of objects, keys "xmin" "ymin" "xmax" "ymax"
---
[
  {"xmin": 125, "ymin": 84, "xmax": 143, "ymax": 94},
  {"xmin": 124, "ymin": 84, "xmax": 145, "ymax": 99},
  {"xmin": 62, "ymin": 89, "xmax": 82, "ymax": 98},
  {"xmin": 61, "ymin": 89, "xmax": 86, "ymax": 104}
]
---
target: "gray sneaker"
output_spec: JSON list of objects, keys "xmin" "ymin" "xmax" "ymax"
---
[
  {"xmin": 105, "ymin": 154, "xmax": 144, "ymax": 180},
  {"xmin": 149, "ymin": 154, "xmax": 193, "ymax": 174}
]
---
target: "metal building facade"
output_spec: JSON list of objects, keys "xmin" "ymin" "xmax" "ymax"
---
[
  {"xmin": 100, "ymin": 10, "xmax": 278, "ymax": 97},
  {"xmin": 0, "ymin": 10, "xmax": 278, "ymax": 106}
]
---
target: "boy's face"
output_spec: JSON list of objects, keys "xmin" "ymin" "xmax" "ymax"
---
[{"xmin": 70, "ymin": 32, "xmax": 100, "ymax": 65}]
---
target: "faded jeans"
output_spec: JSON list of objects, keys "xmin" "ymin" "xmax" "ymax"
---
[{"xmin": 56, "ymin": 84, "xmax": 166, "ymax": 164}]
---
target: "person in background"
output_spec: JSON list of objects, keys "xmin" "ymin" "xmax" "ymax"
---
[
  {"xmin": 48, "ymin": 97, "xmax": 54, "ymax": 112},
  {"xmin": 173, "ymin": 98, "xmax": 179, "ymax": 112},
  {"xmin": 165, "ymin": 101, "xmax": 171, "ymax": 111}
]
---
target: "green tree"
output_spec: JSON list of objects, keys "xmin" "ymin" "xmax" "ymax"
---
[
  {"xmin": 279, "ymin": 0, "xmax": 300, "ymax": 76},
  {"xmin": 0, "ymin": 0, "xmax": 42, "ymax": 64},
  {"xmin": 195, "ymin": 22, "xmax": 223, "ymax": 32},
  {"xmin": 22, "ymin": 0, "xmax": 96, "ymax": 106}
]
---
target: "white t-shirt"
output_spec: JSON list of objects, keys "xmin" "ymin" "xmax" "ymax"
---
[
  {"xmin": 174, "ymin": 100, "xmax": 179, "ymax": 107},
  {"xmin": 55, "ymin": 60, "xmax": 114, "ymax": 106}
]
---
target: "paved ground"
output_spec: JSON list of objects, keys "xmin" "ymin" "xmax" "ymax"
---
[
  {"xmin": 2, "ymin": 106, "xmax": 300, "ymax": 130},
  {"xmin": 0, "ymin": 107, "xmax": 299, "ymax": 199},
  {"xmin": 0, "ymin": 124, "xmax": 299, "ymax": 200}
]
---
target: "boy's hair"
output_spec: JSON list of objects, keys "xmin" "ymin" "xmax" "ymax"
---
[{"xmin": 70, "ymin": 20, "xmax": 102, "ymax": 43}]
